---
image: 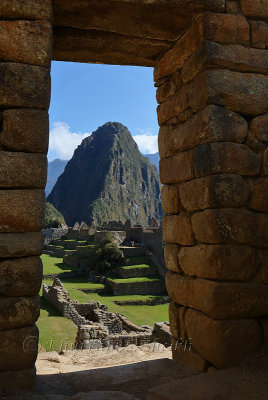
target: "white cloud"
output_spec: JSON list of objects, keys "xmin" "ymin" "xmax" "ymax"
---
[
  {"xmin": 48, "ymin": 122, "xmax": 91, "ymax": 160},
  {"xmin": 133, "ymin": 130, "xmax": 158, "ymax": 154}
]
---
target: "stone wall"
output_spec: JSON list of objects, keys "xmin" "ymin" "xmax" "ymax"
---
[
  {"xmin": 42, "ymin": 227, "xmax": 68, "ymax": 245},
  {"xmin": 157, "ymin": 2, "xmax": 268, "ymax": 370},
  {"xmin": 0, "ymin": 0, "xmax": 53, "ymax": 393},
  {"xmin": 0, "ymin": 0, "xmax": 267, "ymax": 393},
  {"xmin": 108, "ymin": 278, "xmax": 166, "ymax": 296},
  {"xmin": 43, "ymin": 278, "xmax": 155, "ymax": 348}
]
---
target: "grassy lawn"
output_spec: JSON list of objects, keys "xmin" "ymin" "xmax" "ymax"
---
[
  {"xmin": 121, "ymin": 264, "xmax": 152, "ymax": 270},
  {"xmin": 38, "ymin": 254, "xmax": 169, "ymax": 350},
  {"xmin": 108, "ymin": 276, "xmax": 163, "ymax": 283},
  {"xmin": 41, "ymin": 254, "xmax": 79, "ymax": 274},
  {"xmin": 37, "ymin": 297, "xmax": 77, "ymax": 352}
]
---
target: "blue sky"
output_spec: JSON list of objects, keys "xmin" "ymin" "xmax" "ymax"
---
[{"xmin": 48, "ymin": 61, "xmax": 159, "ymax": 161}]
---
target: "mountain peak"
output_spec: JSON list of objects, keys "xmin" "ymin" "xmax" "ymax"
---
[{"xmin": 47, "ymin": 123, "xmax": 162, "ymax": 226}]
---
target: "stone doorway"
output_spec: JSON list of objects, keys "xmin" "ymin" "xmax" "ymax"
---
[{"xmin": 0, "ymin": 0, "xmax": 267, "ymax": 395}]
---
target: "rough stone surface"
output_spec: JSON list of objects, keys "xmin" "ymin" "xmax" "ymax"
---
[
  {"xmin": 194, "ymin": 143, "xmax": 260, "ymax": 178},
  {"xmin": 0, "ymin": 152, "xmax": 47, "ymax": 188},
  {"xmin": 0, "ymin": 0, "xmax": 52, "ymax": 20},
  {"xmin": 0, "ymin": 190, "xmax": 45, "ymax": 232},
  {"xmin": 182, "ymin": 40, "xmax": 268, "ymax": 83},
  {"xmin": 154, "ymin": 12, "xmax": 250, "ymax": 81},
  {"xmin": 240, "ymin": 0, "xmax": 268, "ymax": 18},
  {"xmin": 158, "ymin": 106, "xmax": 247, "ymax": 158},
  {"xmin": 246, "ymin": 129, "xmax": 266, "ymax": 154},
  {"xmin": 161, "ymin": 185, "xmax": 181, "ymax": 214},
  {"xmin": 172, "ymin": 337, "xmax": 208, "ymax": 373},
  {"xmin": 0, "ymin": 367, "xmax": 35, "ymax": 394},
  {"xmin": 0, "ymin": 296, "xmax": 39, "ymax": 330},
  {"xmin": 0, "ymin": 20, "xmax": 52, "ymax": 66},
  {"xmin": 0, "ymin": 325, "xmax": 38, "ymax": 371},
  {"xmin": 160, "ymin": 151, "xmax": 193, "ymax": 184},
  {"xmin": 179, "ymin": 174, "xmax": 250, "ymax": 211},
  {"xmin": 53, "ymin": 0, "xmax": 225, "ymax": 43},
  {"xmin": 1, "ymin": 109, "xmax": 49, "ymax": 153},
  {"xmin": 261, "ymin": 317, "xmax": 268, "ymax": 344},
  {"xmin": 166, "ymin": 272, "xmax": 268, "ymax": 319},
  {"xmin": 250, "ymin": 178, "xmax": 268, "ymax": 211},
  {"xmin": 162, "ymin": 215, "xmax": 195, "ymax": 245},
  {"xmin": 259, "ymin": 250, "xmax": 268, "ymax": 284},
  {"xmin": 250, "ymin": 114, "xmax": 268, "ymax": 142},
  {"xmin": 185, "ymin": 309, "xmax": 261, "ymax": 368},
  {"xmin": 251, "ymin": 21, "xmax": 268, "ymax": 49},
  {"xmin": 0, "ymin": 257, "xmax": 42, "ymax": 296},
  {"xmin": 169, "ymin": 301, "xmax": 180, "ymax": 338},
  {"xmin": 0, "ymin": 232, "xmax": 43, "ymax": 258},
  {"xmin": 157, "ymin": 70, "xmax": 268, "ymax": 125},
  {"xmin": 191, "ymin": 208, "xmax": 268, "ymax": 247},
  {"xmin": 164, "ymin": 244, "xmax": 181, "ymax": 273},
  {"xmin": 179, "ymin": 245, "xmax": 259, "ymax": 281},
  {"xmin": 0, "ymin": 62, "xmax": 50, "ymax": 109},
  {"xmin": 53, "ymin": 26, "xmax": 172, "ymax": 67}
]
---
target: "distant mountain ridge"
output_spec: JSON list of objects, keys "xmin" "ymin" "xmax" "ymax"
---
[
  {"xmin": 47, "ymin": 122, "xmax": 162, "ymax": 226},
  {"xmin": 145, "ymin": 152, "xmax": 159, "ymax": 170},
  {"xmin": 46, "ymin": 159, "xmax": 68, "ymax": 196}
]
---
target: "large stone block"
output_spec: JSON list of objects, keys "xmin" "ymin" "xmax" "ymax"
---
[
  {"xmin": 0, "ymin": 152, "xmax": 47, "ymax": 188},
  {"xmin": 0, "ymin": 20, "xmax": 52, "ymax": 66},
  {"xmin": 1, "ymin": 109, "xmax": 49, "ymax": 153},
  {"xmin": 161, "ymin": 185, "xmax": 181, "ymax": 214},
  {"xmin": 159, "ymin": 151, "xmax": 193, "ymax": 184},
  {"xmin": 154, "ymin": 12, "xmax": 250, "ymax": 81},
  {"xmin": 0, "ymin": 62, "xmax": 50, "ymax": 109},
  {"xmin": 0, "ymin": 296, "xmax": 39, "ymax": 330},
  {"xmin": 259, "ymin": 249, "xmax": 268, "ymax": 284},
  {"xmin": 240, "ymin": 0, "xmax": 268, "ymax": 18},
  {"xmin": 0, "ymin": 232, "xmax": 43, "ymax": 258},
  {"xmin": 164, "ymin": 244, "xmax": 181, "ymax": 273},
  {"xmin": 169, "ymin": 301, "xmax": 180, "ymax": 338},
  {"xmin": 251, "ymin": 21, "xmax": 268, "ymax": 49},
  {"xmin": 179, "ymin": 244, "xmax": 259, "ymax": 281},
  {"xmin": 0, "ymin": 257, "xmax": 42, "ymax": 296},
  {"xmin": 179, "ymin": 174, "xmax": 250, "ymax": 211},
  {"xmin": 264, "ymin": 148, "xmax": 268, "ymax": 175},
  {"xmin": 172, "ymin": 336, "xmax": 208, "ymax": 373},
  {"xmin": 250, "ymin": 114, "xmax": 268, "ymax": 142},
  {"xmin": 163, "ymin": 215, "xmax": 195, "ymax": 246},
  {"xmin": 0, "ymin": 0, "xmax": 52, "ymax": 20},
  {"xmin": 0, "ymin": 368, "xmax": 35, "ymax": 393},
  {"xmin": 194, "ymin": 143, "xmax": 260, "ymax": 178},
  {"xmin": 182, "ymin": 40, "xmax": 268, "ymax": 83},
  {"xmin": 191, "ymin": 208, "xmax": 268, "ymax": 247},
  {"xmin": 158, "ymin": 105, "xmax": 247, "ymax": 158},
  {"xmin": 0, "ymin": 190, "xmax": 45, "ymax": 232},
  {"xmin": 166, "ymin": 272, "xmax": 268, "ymax": 319},
  {"xmin": 0, "ymin": 325, "xmax": 38, "ymax": 371},
  {"xmin": 185, "ymin": 309, "xmax": 261, "ymax": 368},
  {"xmin": 157, "ymin": 70, "xmax": 268, "ymax": 125},
  {"xmin": 250, "ymin": 178, "xmax": 268, "ymax": 211}
]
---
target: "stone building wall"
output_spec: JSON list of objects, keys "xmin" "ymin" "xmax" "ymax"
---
[
  {"xmin": 0, "ymin": 0, "xmax": 53, "ymax": 393},
  {"xmin": 42, "ymin": 227, "xmax": 68, "ymax": 245},
  {"xmin": 158, "ymin": 1, "xmax": 268, "ymax": 371},
  {"xmin": 108, "ymin": 278, "xmax": 166, "ymax": 296}
]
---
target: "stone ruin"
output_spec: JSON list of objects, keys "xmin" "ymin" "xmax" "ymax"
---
[
  {"xmin": 43, "ymin": 278, "xmax": 171, "ymax": 350},
  {"xmin": 0, "ymin": 0, "xmax": 267, "ymax": 396}
]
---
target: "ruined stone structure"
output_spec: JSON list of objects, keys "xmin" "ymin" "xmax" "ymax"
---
[
  {"xmin": 43, "ymin": 278, "xmax": 154, "ymax": 349},
  {"xmin": 0, "ymin": 0, "xmax": 267, "ymax": 395}
]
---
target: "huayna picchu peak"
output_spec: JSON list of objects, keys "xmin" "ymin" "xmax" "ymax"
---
[{"xmin": 47, "ymin": 122, "xmax": 162, "ymax": 226}]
